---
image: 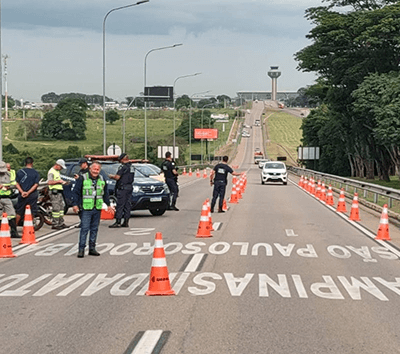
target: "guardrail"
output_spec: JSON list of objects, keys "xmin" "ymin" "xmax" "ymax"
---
[{"xmin": 288, "ymin": 166, "xmax": 400, "ymax": 209}]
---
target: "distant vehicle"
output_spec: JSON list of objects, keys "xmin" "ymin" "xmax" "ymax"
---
[
  {"xmin": 254, "ymin": 119, "xmax": 260, "ymax": 126},
  {"xmin": 261, "ymin": 161, "xmax": 287, "ymax": 185},
  {"xmin": 258, "ymin": 159, "xmax": 270, "ymax": 169},
  {"xmin": 278, "ymin": 103, "xmax": 284, "ymax": 109},
  {"xmin": 254, "ymin": 151, "xmax": 264, "ymax": 164},
  {"xmin": 243, "ymin": 124, "xmax": 250, "ymax": 128},
  {"xmin": 242, "ymin": 130, "xmax": 250, "ymax": 137}
]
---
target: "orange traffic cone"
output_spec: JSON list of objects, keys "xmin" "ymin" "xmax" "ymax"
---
[
  {"xmin": 298, "ymin": 175, "xmax": 304, "ymax": 188},
  {"xmin": 196, "ymin": 202, "xmax": 212, "ymax": 238},
  {"xmin": 375, "ymin": 204, "xmax": 391, "ymax": 240},
  {"xmin": 236, "ymin": 183, "xmax": 242, "ymax": 199},
  {"xmin": 0, "ymin": 213, "xmax": 16, "ymax": 258},
  {"xmin": 315, "ymin": 180, "xmax": 321, "ymax": 199},
  {"xmin": 101, "ymin": 204, "xmax": 115, "ymax": 220},
  {"xmin": 203, "ymin": 169, "xmax": 207, "ymax": 178},
  {"xmin": 189, "ymin": 168, "xmax": 193, "ymax": 177},
  {"xmin": 222, "ymin": 199, "xmax": 228, "ymax": 212},
  {"xmin": 145, "ymin": 232, "xmax": 175, "ymax": 296},
  {"xmin": 232, "ymin": 176, "xmax": 237, "ymax": 186},
  {"xmin": 336, "ymin": 188, "xmax": 347, "ymax": 212},
  {"xmin": 319, "ymin": 183, "xmax": 326, "ymax": 202},
  {"xmin": 206, "ymin": 199, "xmax": 214, "ymax": 231},
  {"xmin": 20, "ymin": 205, "xmax": 38, "ymax": 244},
  {"xmin": 310, "ymin": 179, "xmax": 316, "ymax": 195},
  {"xmin": 302, "ymin": 177, "xmax": 308, "ymax": 190},
  {"xmin": 326, "ymin": 185, "xmax": 334, "ymax": 206},
  {"xmin": 229, "ymin": 184, "xmax": 239, "ymax": 204},
  {"xmin": 182, "ymin": 167, "xmax": 187, "ymax": 176},
  {"xmin": 349, "ymin": 193, "xmax": 361, "ymax": 221}
]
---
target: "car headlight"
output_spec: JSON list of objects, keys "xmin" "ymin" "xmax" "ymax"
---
[
  {"xmin": 132, "ymin": 185, "xmax": 141, "ymax": 193},
  {"xmin": 163, "ymin": 183, "xmax": 170, "ymax": 193}
]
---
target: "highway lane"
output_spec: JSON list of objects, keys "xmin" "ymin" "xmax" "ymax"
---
[{"xmin": 2, "ymin": 108, "xmax": 400, "ymax": 353}]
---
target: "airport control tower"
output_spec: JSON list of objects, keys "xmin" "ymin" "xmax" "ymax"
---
[{"xmin": 267, "ymin": 66, "xmax": 281, "ymax": 101}]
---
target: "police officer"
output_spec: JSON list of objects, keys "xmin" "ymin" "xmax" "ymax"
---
[
  {"xmin": 210, "ymin": 155, "xmax": 241, "ymax": 213},
  {"xmin": 0, "ymin": 161, "xmax": 19, "ymax": 238},
  {"xmin": 108, "ymin": 153, "xmax": 134, "ymax": 228},
  {"xmin": 74, "ymin": 158, "xmax": 89, "ymax": 179},
  {"xmin": 161, "ymin": 151, "xmax": 179, "ymax": 211},
  {"xmin": 48, "ymin": 159, "xmax": 68, "ymax": 229},
  {"xmin": 72, "ymin": 161, "xmax": 113, "ymax": 258}
]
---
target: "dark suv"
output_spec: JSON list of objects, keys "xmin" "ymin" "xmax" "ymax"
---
[{"xmin": 61, "ymin": 160, "xmax": 170, "ymax": 216}]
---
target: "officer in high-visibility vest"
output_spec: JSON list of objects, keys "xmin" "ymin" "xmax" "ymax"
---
[
  {"xmin": 6, "ymin": 163, "xmax": 16, "ymax": 191},
  {"xmin": 47, "ymin": 159, "xmax": 68, "ymax": 230},
  {"xmin": 72, "ymin": 161, "xmax": 113, "ymax": 258},
  {"xmin": 0, "ymin": 161, "xmax": 19, "ymax": 238}
]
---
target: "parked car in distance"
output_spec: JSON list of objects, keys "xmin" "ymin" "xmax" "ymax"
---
[
  {"xmin": 242, "ymin": 130, "xmax": 250, "ymax": 137},
  {"xmin": 261, "ymin": 161, "xmax": 287, "ymax": 185},
  {"xmin": 61, "ymin": 160, "xmax": 170, "ymax": 216}
]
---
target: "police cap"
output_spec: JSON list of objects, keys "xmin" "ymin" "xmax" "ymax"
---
[{"xmin": 118, "ymin": 153, "xmax": 128, "ymax": 161}]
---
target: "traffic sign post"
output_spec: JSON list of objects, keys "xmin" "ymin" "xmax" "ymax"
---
[{"xmin": 107, "ymin": 143, "xmax": 122, "ymax": 156}]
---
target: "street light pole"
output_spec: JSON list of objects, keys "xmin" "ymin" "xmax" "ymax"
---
[
  {"xmin": 0, "ymin": 1, "xmax": 3, "ymax": 161},
  {"xmin": 189, "ymin": 90, "xmax": 211, "ymax": 166},
  {"xmin": 102, "ymin": 0, "xmax": 149, "ymax": 155},
  {"xmin": 172, "ymin": 72, "xmax": 201, "ymax": 160},
  {"xmin": 201, "ymin": 103, "xmax": 215, "ymax": 164},
  {"xmin": 143, "ymin": 43, "xmax": 182, "ymax": 160}
]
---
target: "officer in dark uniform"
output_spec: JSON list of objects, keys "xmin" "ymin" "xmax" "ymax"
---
[
  {"xmin": 210, "ymin": 155, "xmax": 241, "ymax": 213},
  {"xmin": 108, "ymin": 153, "xmax": 134, "ymax": 228},
  {"xmin": 161, "ymin": 151, "xmax": 179, "ymax": 211}
]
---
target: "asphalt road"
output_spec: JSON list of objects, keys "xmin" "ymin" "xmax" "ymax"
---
[{"xmin": 2, "ymin": 103, "xmax": 400, "ymax": 353}]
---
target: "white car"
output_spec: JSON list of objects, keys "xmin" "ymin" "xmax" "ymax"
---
[
  {"xmin": 261, "ymin": 161, "xmax": 287, "ymax": 185},
  {"xmin": 242, "ymin": 131, "xmax": 250, "ymax": 137}
]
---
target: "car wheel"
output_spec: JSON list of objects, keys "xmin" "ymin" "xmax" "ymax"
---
[
  {"xmin": 109, "ymin": 195, "xmax": 117, "ymax": 208},
  {"xmin": 261, "ymin": 180, "xmax": 265, "ymax": 185},
  {"xmin": 283, "ymin": 182, "xmax": 287, "ymax": 185},
  {"xmin": 150, "ymin": 208, "xmax": 166, "ymax": 216}
]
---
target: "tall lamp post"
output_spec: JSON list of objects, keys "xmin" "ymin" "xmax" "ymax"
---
[
  {"xmin": 201, "ymin": 102, "xmax": 216, "ymax": 164},
  {"xmin": 0, "ymin": 2, "xmax": 2, "ymax": 161},
  {"xmin": 189, "ymin": 91, "xmax": 211, "ymax": 166},
  {"xmin": 172, "ymin": 72, "xmax": 201, "ymax": 160},
  {"xmin": 144, "ymin": 43, "xmax": 182, "ymax": 160},
  {"xmin": 102, "ymin": 0, "xmax": 149, "ymax": 155}
]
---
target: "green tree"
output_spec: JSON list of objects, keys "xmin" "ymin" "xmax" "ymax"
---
[
  {"xmin": 175, "ymin": 95, "xmax": 193, "ymax": 110},
  {"xmin": 15, "ymin": 120, "xmax": 41, "ymax": 140},
  {"xmin": 41, "ymin": 98, "xmax": 88, "ymax": 140},
  {"xmin": 295, "ymin": 1, "xmax": 400, "ymax": 177},
  {"xmin": 106, "ymin": 110, "xmax": 120, "ymax": 124}
]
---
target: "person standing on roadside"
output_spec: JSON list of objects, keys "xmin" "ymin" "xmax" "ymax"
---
[
  {"xmin": 15, "ymin": 157, "xmax": 40, "ymax": 228},
  {"xmin": 74, "ymin": 158, "xmax": 89, "ymax": 179},
  {"xmin": 48, "ymin": 159, "xmax": 68, "ymax": 230},
  {"xmin": 108, "ymin": 153, "xmax": 134, "ymax": 228},
  {"xmin": 209, "ymin": 155, "xmax": 241, "ymax": 213},
  {"xmin": 72, "ymin": 161, "xmax": 113, "ymax": 258},
  {"xmin": 6, "ymin": 163, "xmax": 16, "ymax": 190},
  {"xmin": 161, "ymin": 151, "xmax": 179, "ymax": 211},
  {"xmin": 0, "ymin": 161, "xmax": 19, "ymax": 238}
]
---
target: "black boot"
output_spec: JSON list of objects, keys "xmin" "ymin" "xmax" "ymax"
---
[
  {"xmin": 9, "ymin": 218, "xmax": 21, "ymax": 238},
  {"xmin": 77, "ymin": 249, "xmax": 85, "ymax": 258},
  {"xmin": 121, "ymin": 219, "xmax": 129, "ymax": 227},
  {"xmin": 88, "ymin": 249, "xmax": 100, "ymax": 256},
  {"xmin": 109, "ymin": 219, "xmax": 122, "ymax": 228}
]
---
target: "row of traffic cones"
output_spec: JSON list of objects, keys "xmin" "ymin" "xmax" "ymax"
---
[
  {"xmin": 0, "ymin": 205, "xmax": 37, "ymax": 258},
  {"xmin": 229, "ymin": 174, "xmax": 247, "ymax": 204},
  {"xmin": 298, "ymin": 175, "xmax": 391, "ymax": 241}
]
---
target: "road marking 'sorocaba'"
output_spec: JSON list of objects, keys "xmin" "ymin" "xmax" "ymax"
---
[{"xmin": 124, "ymin": 330, "xmax": 171, "ymax": 354}]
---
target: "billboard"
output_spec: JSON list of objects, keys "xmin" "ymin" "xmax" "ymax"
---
[
  {"xmin": 194, "ymin": 129, "xmax": 218, "ymax": 140},
  {"xmin": 144, "ymin": 86, "xmax": 173, "ymax": 102}
]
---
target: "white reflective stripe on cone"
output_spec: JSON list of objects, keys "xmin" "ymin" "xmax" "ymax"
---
[{"xmin": 151, "ymin": 258, "xmax": 167, "ymax": 267}]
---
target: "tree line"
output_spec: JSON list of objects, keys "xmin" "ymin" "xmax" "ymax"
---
[{"xmin": 296, "ymin": 0, "xmax": 400, "ymax": 180}]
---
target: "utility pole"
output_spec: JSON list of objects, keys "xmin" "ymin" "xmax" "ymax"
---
[{"xmin": 3, "ymin": 54, "xmax": 8, "ymax": 119}]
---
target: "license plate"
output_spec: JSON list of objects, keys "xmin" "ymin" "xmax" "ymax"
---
[{"xmin": 150, "ymin": 197, "xmax": 162, "ymax": 202}]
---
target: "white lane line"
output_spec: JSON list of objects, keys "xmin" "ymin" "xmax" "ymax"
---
[
  {"xmin": 290, "ymin": 178, "xmax": 400, "ymax": 258},
  {"xmin": 213, "ymin": 222, "xmax": 221, "ymax": 231},
  {"xmin": 184, "ymin": 253, "xmax": 205, "ymax": 272},
  {"xmin": 131, "ymin": 330, "xmax": 163, "ymax": 354}
]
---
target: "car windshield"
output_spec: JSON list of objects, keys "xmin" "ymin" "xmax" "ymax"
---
[
  {"xmin": 134, "ymin": 164, "xmax": 158, "ymax": 176},
  {"xmin": 100, "ymin": 163, "xmax": 146, "ymax": 178},
  {"xmin": 264, "ymin": 163, "xmax": 285, "ymax": 170}
]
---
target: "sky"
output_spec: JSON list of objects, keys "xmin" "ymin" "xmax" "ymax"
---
[{"xmin": 2, "ymin": 0, "xmax": 324, "ymax": 103}]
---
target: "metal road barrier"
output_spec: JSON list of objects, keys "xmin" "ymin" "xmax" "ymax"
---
[{"xmin": 288, "ymin": 166, "xmax": 400, "ymax": 209}]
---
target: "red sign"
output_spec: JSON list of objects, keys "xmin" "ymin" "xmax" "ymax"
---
[{"xmin": 194, "ymin": 129, "xmax": 218, "ymax": 140}]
